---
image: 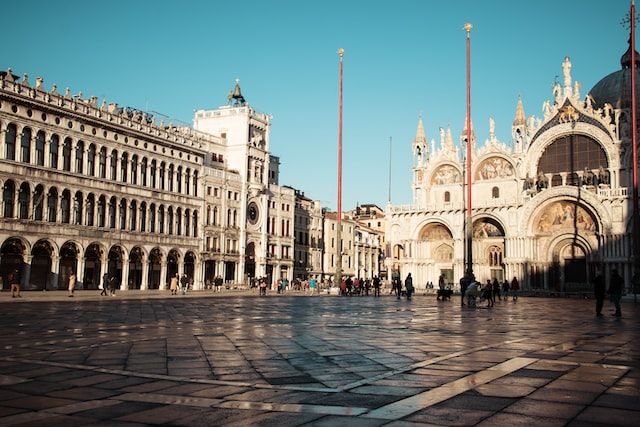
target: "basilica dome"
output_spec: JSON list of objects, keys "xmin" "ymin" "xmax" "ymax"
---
[{"xmin": 589, "ymin": 42, "xmax": 640, "ymax": 110}]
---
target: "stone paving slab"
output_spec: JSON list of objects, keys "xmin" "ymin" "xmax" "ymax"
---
[{"xmin": 0, "ymin": 294, "xmax": 638, "ymax": 425}]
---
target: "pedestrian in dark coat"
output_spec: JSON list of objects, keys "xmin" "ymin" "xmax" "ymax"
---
[
  {"xmin": 593, "ymin": 269, "xmax": 605, "ymax": 317},
  {"xmin": 405, "ymin": 273, "xmax": 414, "ymax": 300},
  {"xmin": 608, "ymin": 269, "xmax": 624, "ymax": 317}
]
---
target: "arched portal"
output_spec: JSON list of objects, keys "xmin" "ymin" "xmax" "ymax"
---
[
  {"xmin": 418, "ymin": 223, "xmax": 454, "ymax": 286},
  {"xmin": 58, "ymin": 241, "xmax": 79, "ymax": 290},
  {"xmin": 0, "ymin": 238, "xmax": 26, "ymax": 290},
  {"xmin": 84, "ymin": 243, "xmax": 103, "ymax": 290},
  {"xmin": 245, "ymin": 242, "xmax": 256, "ymax": 279},
  {"xmin": 129, "ymin": 247, "xmax": 143, "ymax": 289},
  {"xmin": 550, "ymin": 239, "xmax": 590, "ymax": 293},
  {"xmin": 167, "ymin": 249, "xmax": 179, "ymax": 286},
  {"xmin": 31, "ymin": 240, "xmax": 53, "ymax": 290},
  {"xmin": 184, "ymin": 251, "xmax": 195, "ymax": 281},
  {"xmin": 148, "ymin": 248, "xmax": 162, "ymax": 289},
  {"xmin": 472, "ymin": 218, "xmax": 506, "ymax": 283},
  {"xmin": 107, "ymin": 246, "xmax": 124, "ymax": 290}
]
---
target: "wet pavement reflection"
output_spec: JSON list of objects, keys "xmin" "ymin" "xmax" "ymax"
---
[{"xmin": 0, "ymin": 294, "xmax": 638, "ymax": 425}]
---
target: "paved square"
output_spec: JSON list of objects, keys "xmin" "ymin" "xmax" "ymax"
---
[{"xmin": 0, "ymin": 293, "xmax": 638, "ymax": 425}]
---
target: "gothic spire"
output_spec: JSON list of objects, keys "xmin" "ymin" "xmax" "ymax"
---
[
  {"xmin": 513, "ymin": 96, "xmax": 526, "ymax": 126},
  {"xmin": 414, "ymin": 115, "xmax": 427, "ymax": 145}
]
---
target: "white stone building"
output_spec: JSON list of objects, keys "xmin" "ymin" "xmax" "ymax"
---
[
  {"xmin": 0, "ymin": 73, "xmax": 295, "ymax": 291},
  {"xmin": 386, "ymin": 50, "xmax": 635, "ymax": 294}
]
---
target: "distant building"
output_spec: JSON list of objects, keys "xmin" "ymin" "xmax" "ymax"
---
[{"xmin": 386, "ymin": 50, "xmax": 634, "ymax": 293}]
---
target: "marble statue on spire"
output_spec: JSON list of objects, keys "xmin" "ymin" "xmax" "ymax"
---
[{"xmin": 562, "ymin": 56, "xmax": 573, "ymax": 97}]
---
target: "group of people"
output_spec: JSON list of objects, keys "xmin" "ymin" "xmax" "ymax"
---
[
  {"xmin": 339, "ymin": 276, "xmax": 383, "ymax": 297},
  {"xmin": 389, "ymin": 274, "xmax": 414, "ymax": 300},
  {"xmin": 593, "ymin": 268, "xmax": 624, "ymax": 317},
  {"xmin": 169, "ymin": 273, "xmax": 192, "ymax": 295},
  {"xmin": 459, "ymin": 276, "xmax": 520, "ymax": 308}
]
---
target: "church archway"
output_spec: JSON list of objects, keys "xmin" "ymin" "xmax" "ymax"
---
[
  {"xmin": 0, "ymin": 238, "xmax": 27, "ymax": 290},
  {"xmin": 31, "ymin": 240, "xmax": 53, "ymax": 290},
  {"xmin": 107, "ymin": 245, "xmax": 124, "ymax": 290},
  {"xmin": 58, "ymin": 241, "xmax": 79, "ymax": 290},
  {"xmin": 83, "ymin": 243, "xmax": 103, "ymax": 290},
  {"xmin": 472, "ymin": 218, "xmax": 506, "ymax": 283},
  {"xmin": 148, "ymin": 248, "xmax": 162, "ymax": 289}
]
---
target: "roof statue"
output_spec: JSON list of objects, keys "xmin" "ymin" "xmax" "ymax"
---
[
  {"xmin": 562, "ymin": 56, "xmax": 572, "ymax": 96},
  {"xmin": 489, "ymin": 116, "xmax": 496, "ymax": 142},
  {"xmin": 227, "ymin": 79, "xmax": 247, "ymax": 107}
]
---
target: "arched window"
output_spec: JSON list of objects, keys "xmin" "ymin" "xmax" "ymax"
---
[
  {"xmin": 35, "ymin": 131, "xmax": 45, "ymax": 166},
  {"xmin": 47, "ymin": 187, "xmax": 58, "ymax": 222},
  {"xmin": 33, "ymin": 185, "xmax": 44, "ymax": 221},
  {"xmin": 159, "ymin": 162, "xmax": 166, "ymax": 190},
  {"xmin": 119, "ymin": 198, "xmax": 127, "ymax": 229},
  {"xmin": 130, "ymin": 154, "xmax": 138, "ymax": 185},
  {"xmin": 213, "ymin": 206, "xmax": 218, "ymax": 226},
  {"xmin": 3, "ymin": 180, "xmax": 15, "ymax": 218},
  {"xmin": 168, "ymin": 164, "xmax": 174, "ymax": 192},
  {"xmin": 5, "ymin": 123, "xmax": 16, "ymax": 160},
  {"xmin": 185, "ymin": 168, "xmax": 190, "ymax": 195},
  {"xmin": 492, "ymin": 186, "xmax": 499, "ymax": 198},
  {"xmin": 140, "ymin": 157, "xmax": 147, "ymax": 186},
  {"xmin": 86, "ymin": 194, "xmax": 95, "ymax": 226},
  {"xmin": 129, "ymin": 200, "xmax": 137, "ymax": 231},
  {"xmin": 488, "ymin": 245, "xmax": 503, "ymax": 267},
  {"xmin": 140, "ymin": 202, "xmax": 146, "ymax": 232},
  {"xmin": 75, "ymin": 140, "xmax": 84, "ymax": 173},
  {"xmin": 158, "ymin": 205, "xmax": 164, "ymax": 233},
  {"xmin": 121, "ymin": 153, "xmax": 128, "ymax": 183},
  {"xmin": 74, "ymin": 191, "xmax": 83, "ymax": 225},
  {"xmin": 18, "ymin": 183, "xmax": 30, "ymax": 219},
  {"xmin": 49, "ymin": 134, "xmax": 59, "ymax": 169},
  {"xmin": 185, "ymin": 209, "xmax": 191, "ymax": 236},
  {"xmin": 21, "ymin": 127, "xmax": 32, "ymax": 163},
  {"xmin": 61, "ymin": 190, "xmax": 71, "ymax": 223},
  {"xmin": 98, "ymin": 195, "xmax": 106, "ymax": 227},
  {"xmin": 87, "ymin": 144, "xmax": 96, "ymax": 176},
  {"xmin": 193, "ymin": 171, "xmax": 198, "ymax": 196},
  {"xmin": 98, "ymin": 147, "xmax": 107, "ymax": 178},
  {"xmin": 110, "ymin": 149, "xmax": 118, "ymax": 180},
  {"xmin": 192, "ymin": 211, "xmax": 198, "ymax": 237},
  {"xmin": 444, "ymin": 191, "xmax": 450, "ymax": 203},
  {"xmin": 167, "ymin": 207, "xmax": 173, "ymax": 234},
  {"xmin": 150, "ymin": 160, "xmax": 157, "ymax": 188},
  {"xmin": 551, "ymin": 174, "xmax": 562, "ymax": 187},
  {"xmin": 149, "ymin": 203, "xmax": 156, "ymax": 233},
  {"xmin": 176, "ymin": 207, "xmax": 182, "ymax": 235},
  {"xmin": 62, "ymin": 137, "xmax": 72, "ymax": 171},
  {"xmin": 108, "ymin": 196, "xmax": 116, "ymax": 228},
  {"xmin": 176, "ymin": 166, "xmax": 182, "ymax": 192},
  {"xmin": 206, "ymin": 205, "xmax": 211, "ymax": 225},
  {"xmin": 537, "ymin": 134, "xmax": 608, "ymax": 175}
]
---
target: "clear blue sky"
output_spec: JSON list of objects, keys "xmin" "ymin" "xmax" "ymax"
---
[{"xmin": 3, "ymin": 0, "xmax": 630, "ymax": 210}]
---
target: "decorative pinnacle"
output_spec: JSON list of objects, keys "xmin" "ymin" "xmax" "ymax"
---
[
  {"xmin": 464, "ymin": 22, "xmax": 473, "ymax": 34},
  {"xmin": 338, "ymin": 48, "xmax": 344, "ymax": 58}
]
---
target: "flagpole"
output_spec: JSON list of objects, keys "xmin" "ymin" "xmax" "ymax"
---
[
  {"xmin": 336, "ymin": 48, "xmax": 344, "ymax": 288},
  {"xmin": 631, "ymin": 1, "xmax": 639, "ymax": 302},
  {"xmin": 388, "ymin": 136, "xmax": 392, "ymax": 204},
  {"xmin": 464, "ymin": 23, "xmax": 474, "ymax": 280}
]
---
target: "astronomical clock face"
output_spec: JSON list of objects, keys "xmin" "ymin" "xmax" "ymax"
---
[{"xmin": 247, "ymin": 201, "xmax": 259, "ymax": 225}]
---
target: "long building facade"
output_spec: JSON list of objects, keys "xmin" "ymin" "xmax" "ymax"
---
[
  {"xmin": 386, "ymin": 50, "xmax": 635, "ymax": 293},
  {"xmin": 0, "ymin": 72, "xmax": 297, "ymax": 291}
]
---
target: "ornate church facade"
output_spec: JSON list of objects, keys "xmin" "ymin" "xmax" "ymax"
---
[{"xmin": 386, "ymin": 51, "xmax": 635, "ymax": 294}]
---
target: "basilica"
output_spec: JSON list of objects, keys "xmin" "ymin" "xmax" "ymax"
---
[{"xmin": 386, "ymin": 46, "xmax": 637, "ymax": 294}]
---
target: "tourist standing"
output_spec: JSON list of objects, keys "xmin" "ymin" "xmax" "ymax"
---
[
  {"xmin": 68, "ymin": 272, "xmax": 76, "ymax": 297},
  {"xmin": 9, "ymin": 270, "xmax": 21, "ymax": 298},
  {"xmin": 109, "ymin": 275, "xmax": 117, "ymax": 296},
  {"xmin": 460, "ymin": 275, "xmax": 469, "ymax": 307},
  {"xmin": 608, "ymin": 269, "xmax": 624, "ymax": 317},
  {"xmin": 308, "ymin": 277, "xmax": 317, "ymax": 295},
  {"xmin": 405, "ymin": 273, "xmax": 414, "ymax": 300},
  {"xmin": 510, "ymin": 277, "xmax": 520, "ymax": 301},
  {"xmin": 170, "ymin": 273, "xmax": 179, "ymax": 295},
  {"xmin": 501, "ymin": 279, "xmax": 510, "ymax": 300},
  {"xmin": 180, "ymin": 274, "xmax": 189, "ymax": 295},
  {"xmin": 100, "ymin": 272, "xmax": 109, "ymax": 296},
  {"xmin": 593, "ymin": 269, "xmax": 605, "ymax": 317},
  {"xmin": 373, "ymin": 276, "xmax": 381, "ymax": 297}
]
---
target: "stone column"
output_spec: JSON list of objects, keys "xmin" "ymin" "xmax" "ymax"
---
[
  {"xmin": 121, "ymin": 256, "xmax": 129, "ymax": 291},
  {"xmin": 140, "ymin": 257, "xmax": 149, "ymax": 291},
  {"xmin": 22, "ymin": 255, "xmax": 32, "ymax": 290},
  {"xmin": 77, "ymin": 255, "xmax": 85, "ymax": 289},
  {"xmin": 51, "ymin": 255, "xmax": 60, "ymax": 291},
  {"xmin": 82, "ymin": 146, "xmax": 88, "ymax": 176},
  {"xmin": 29, "ymin": 135, "xmax": 36, "ymax": 165},
  {"xmin": 0, "ymin": 122, "xmax": 6, "ymax": 158},
  {"xmin": 159, "ymin": 260, "xmax": 167, "ymax": 290},
  {"xmin": 194, "ymin": 258, "xmax": 203, "ymax": 290}
]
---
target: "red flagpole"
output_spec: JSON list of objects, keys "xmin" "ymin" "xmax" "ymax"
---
[
  {"xmin": 631, "ymin": 1, "xmax": 639, "ymax": 296},
  {"xmin": 464, "ymin": 23, "xmax": 474, "ymax": 279},
  {"xmin": 336, "ymin": 48, "xmax": 344, "ymax": 287}
]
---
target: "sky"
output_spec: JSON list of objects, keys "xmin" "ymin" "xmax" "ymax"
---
[{"xmin": 3, "ymin": 0, "xmax": 632, "ymax": 211}]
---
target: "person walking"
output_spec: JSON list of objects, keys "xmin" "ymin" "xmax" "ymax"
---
[
  {"xmin": 492, "ymin": 278, "xmax": 501, "ymax": 301},
  {"xmin": 395, "ymin": 276, "xmax": 402, "ymax": 300},
  {"xmin": 180, "ymin": 274, "xmax": 189, "ymax": 295},
  {"xmin": 373, "ymin": 276, "xmax": 381, "ymax": 297},
  {"xmin": 308, "ymin": 277, "xmax": 317, "ymax": 296},
  {"xmin": 170, "ymin": 273, "xmax": 179, "ymax": 295},
  {"xmin": 510, "ymin": 277, "xmax": 519, "ymax": 301},
  {"xmin": 109, "ymin": 275, "xmax": 117, "ymax": 296},
  {"xmin": 9, "ymin": 270, "xmax": 21, "ymax": 298},
  {"xmin": 460, "ymin": 274, "xmax": 470, "ymax": 307},
  {"xmin": 608, "ymin": 269, "xmax": 624, "ymax": 317},
  {"xmin": 484, "ymin": 280, "xmax": 494, "ymax": 307},
  {"xmin": 100, "ymin": 272, "xmax": 109, "ymax": 296},
  {"xmin": 68, "ymin": 272, "xmax": 76, "ymax": 297},
  {"xmin": 405, "ymin": 273, "xmax": 414, "ymax": 300},
  {"xmin": 501, "ymin": 279, "xmax": 510, "ymax": 300},
  {"xmin": 593, "ymin": 268, "xmax": 605, "ymax": 317}
]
